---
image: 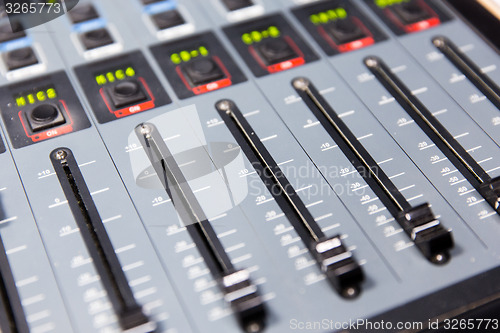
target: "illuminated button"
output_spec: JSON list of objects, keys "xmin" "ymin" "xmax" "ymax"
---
[
  {"xmin": 182, "ymin": 58, "xmax": 225, "ymax": 86},
  {"xmin": 3, "ymin": 47, "xmax": 39, "ymax": 70},
  {"xmin": 0, "ymin": 22, "xmax": 26, "ymax": 43},
  {"xmin": 27, "ymin": 103, "xmax": 66, "ymax": 132},
  {"xmin": 106, "ymin": 80, "xmax": 147, "ymax": 108},
  {"xmin": 222, "ymin": 0, "xmax": 253, "ymax": 11},
  {"xmin": 389, "ymin": 2, "xmax": 431, "ymax": 24},
  {"xmin": 326, "ymin": 18, "xmax": 366, "ymax": 44},
  {"xmin": 68, "ymin": 4, "xmax": 99, "ymax": 24},
  {"xmin": 79, "ymin": 28, "xmax": 114, "ymax": 50},
  {"xmin": 151, "ymin": 10, "xmax": 185, "ymax": 30},
  {"xmin": 255, "ymin": 38, "xmax": 297, "ymax": 65}
]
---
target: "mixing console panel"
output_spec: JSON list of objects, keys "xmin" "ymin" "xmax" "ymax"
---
[{"xmin": 0, "ymin": 0, "xmax": 498, "ymax": 332}]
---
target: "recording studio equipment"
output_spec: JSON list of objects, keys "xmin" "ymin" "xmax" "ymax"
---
[{"xmin": 0, "ymin": 0, "xmax": 498, "ymax": 332}]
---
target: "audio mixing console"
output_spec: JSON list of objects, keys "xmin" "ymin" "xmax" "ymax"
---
[{"xmin": 0, "ymin": 0, "xmax": 498, "ymax": 332}]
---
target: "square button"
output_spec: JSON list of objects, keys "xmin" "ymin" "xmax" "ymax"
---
[
  {"xmin": 106, "ymin": 80, "xmax": 147, "ymax": 108},
  {"xmin": 152, "ymin": 10, "xmax": 185, "ymax": 30},
  {"xmin": 0, "ymin": 22, "xmax": 26, "ymax": 43},
  {"xmin": 222, "ymin": 0, "xmax": 253, "ymax": 11},
  {"xmin": 68, "ymin": 4, "xmax": 99, "ymax": 24},
  {"xmin": 181, "ymin": 58, "xmax": 225, "ymax": 86},
  {"xmin": 255, "ymin": 38, "xmax": 297, "ymax": 65},
  {"xmin": 79, "ymin": 28, "xmax": 114, "ymax": 50},
  {"xmin": 3, "ymin": 47, "xmax": 39, "ymax": 70},
  {"xmin": 326, "ymin": 18, "xmax": 366, "ymax": 45},
  {"xmin": 26, "ymin": 103, "xmax": 66, "ymax": 132},
  {"xmin": 390, "ymin": 3, "xmax": 431, "ymax": 25}
]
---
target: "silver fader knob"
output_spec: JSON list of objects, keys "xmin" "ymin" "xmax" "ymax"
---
[
  {"xmin": 311, "ymin": 236, "xmax": 364, "ymax": 298},
  {"xmin": 219, "ymin": 269, "xmax": 266, "ymax": 333}
]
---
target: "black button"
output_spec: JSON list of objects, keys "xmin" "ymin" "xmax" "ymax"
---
[
  {"xmin": 181, "ymin": 58, "xmax": 225, "ymax": 86},
  {"xmin": 390, "ymin": 3, "xmax": 431, "ymax": 25},
  {"xmin": 256, "ymin": 38, "xmax": 297, "ymax": 65},
  {"xmin": 326, "ymin": 18, "xmax": 366, "ymax": 44},
  {"xmin": 27, "ymin": 104, "xmax": 66, "ymax": 132},
  {"xmin": 68, "ymin": 4, "xmax": 99, "ymax": 24},
  {"xmin": 3, "ymin": 47, "xmax": 39, "ymax": 70},
  {"xmin": 0, "ymin": 22, "xmax": 26, "ymax": 43},
  {"xmin": 79, "ymin": 28, "xmax": 114, "ymax": 50},
  {"xmin": 151, "ymin": 10, "xmax": 185, "ymax": 30},
  {"xmin": 222, "ymin": 0, "xmax": 253, "ymax": 11},
  {"xmin": 106, "ymin": 80, "xmax": 147, "ymax": 108}
]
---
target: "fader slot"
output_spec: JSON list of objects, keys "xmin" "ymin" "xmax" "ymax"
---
[
  {"xmin": 135, "ymin": 123, "xmax": 266, "ymax": 333},
  {"xmin": 215, "ymin": 100, "xmax": 364, "ymax": 297},
  {"xmin": 0, "ymin": 235, "xmax": 29, "ymax": 333},
  {"xmin": 50, "ymin": 148, "xmax": 155, "ymax": 333},
  {"xmin": 292, "ymin": 78, "xmax": 454, "ymax": 264},
  {"xmin": 432, "ymin": 36, "xmax": 500, "ymax": 110},
  {"xmin": 365, "ymin": 56, "xmax": 500, "ymax": 215}
]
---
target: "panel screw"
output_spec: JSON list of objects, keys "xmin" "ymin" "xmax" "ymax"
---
[
  {"xmin": 140, "ymin": 124, "xmax": 152, "ymax": 138},
  {"xmin": 432, "ymin": 36, "xmax": 445, "ymax": 48},
  {"xmin": 293, "ymin": 77, "xmax": 309, "ymax": 91},
  {"xmin": 217, "ymin": 100, "xmax": 231, "ymax": 114},
  {"xmin": 55, "ymin": 150, "xmax": 67, "ymax": 160},
  {"xmin": 364, "ymin": 56, "xmax": 379, "ymax": 68}
]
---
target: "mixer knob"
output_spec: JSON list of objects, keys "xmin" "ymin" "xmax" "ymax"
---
[
  {"xmin": 3, "ymin": 46, "xmax": 38, "ymax": 70},
  {"xmin": 79, "ymin": 28, "xmax": 114, "ymax": 50},
  {"xmin": 181, "ymin": 57, "xmax": 225, "ymax": 86},
  {"xmin": 326, "ymin": 17, "xmax": 366, "ymax": 45},
  {"xmin": 141, "ymin": 0, "xmax": 163, "ymax": 4},
  {"xmin": 222, "ymin": 0, "xmax": 254, "ymax": 11},
  {"xmin": 68, "ymin": 4, "xmax": 99, "ymax": 24},
  {"xmin": 255, "ymin": 37, "xmax": 298, "ymax": 65},
  {"xmin": 151, "ymin": 9, "xmax": 186, "ymax": 30},
  {"xmin": 27, "ymin": 103, "xmax": 66, "ymax": 132},
  {"xmin": 106, "ymin": 80, "xmax": 147, "ymax": 108},
  {"xmin": 0, "ymin": 21, "xmax": 26, "ymax": 43},
  {"xmin": 389, "ymin": 2, "xmax": 431, "ymax": 25}
]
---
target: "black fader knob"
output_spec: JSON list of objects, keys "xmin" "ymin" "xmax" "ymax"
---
[
  {"xmin": 326, "ymin": 18, "xmax": 366, "ymax": 44},
  {"xmin": 106, "ymin": 80, "xmax": 147, "ymax": 108},
  {"xmin": 182, "ymin": 58, "xmax": 225, "ymax": 86},
  {"xmin": 3, "ymin": 47, "xmax": 39, "ymax": 70},
  {"xmin": 79, "ymin": 28, "xmax": 114, "ymax": 50},
  {"xmin": 27, "ymin": 103, "xmax": 66, "ymax": 132},
  {"xmin": 256, "ymin": 38, "xmax": 297, "ymax": 65}
]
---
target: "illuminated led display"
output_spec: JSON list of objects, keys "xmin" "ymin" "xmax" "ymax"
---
[
  {"xmin": 241, "ymin": 26, "xmax": 281, "ymax": 45},
  {"xmin": 15, "ymin": 86, "xmax": 57, "ymax": 107},
  {"xmin": 309, "ymin": 8, "xmax": 348, "ymax": 25},
  {"xmin": 95, "ymin": 66, "xmax": 136, "ymax": 86},
  {"xmin": 170, "ymin": 46, "xmax": 209, "ymax": 65},
  {"xmin": 375, "ymin": 0, "xmax": 411, "ymax": 8}
]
